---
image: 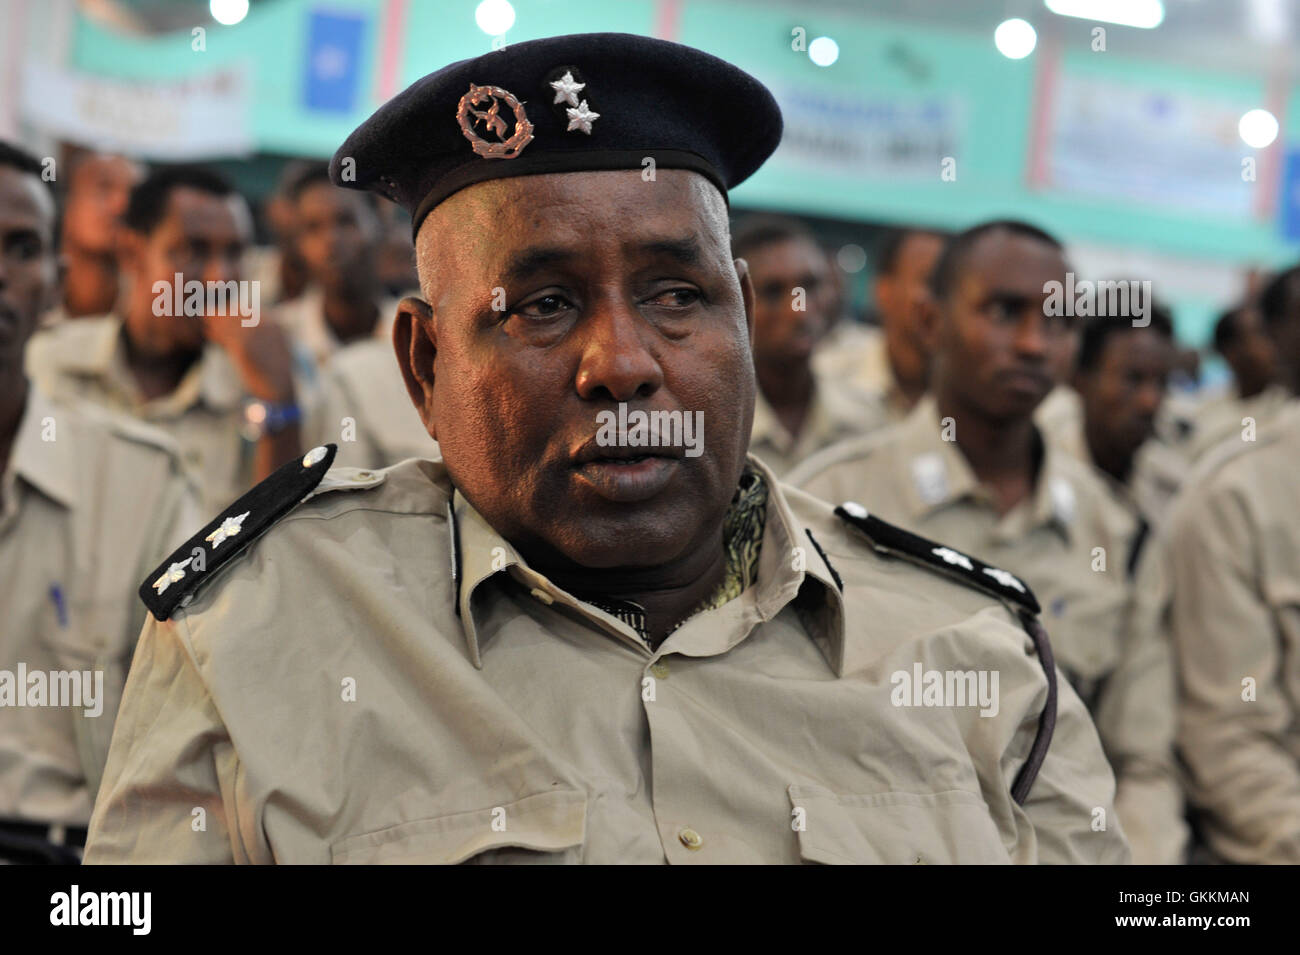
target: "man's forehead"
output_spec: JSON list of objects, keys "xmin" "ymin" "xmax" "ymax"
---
[
  {"xmin": 164, "ymin": 188, "xmax": 251, "ymax": 236},
  {"xmin": 0, "ymin": 169, "xmax": 54, "ymax": 230},
  {"xmin": 961, "ymin": 232, "xmax": 1066, "ymax": 290}
]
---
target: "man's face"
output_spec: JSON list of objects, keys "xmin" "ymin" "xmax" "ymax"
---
[
  {"xmin": 121, "ymin": 187, "xmax": 249, "ymax": 354},
  {"xmin": 1226, "ymin": 306, "xmax": 1277, "ymax": 394},
  {"xmin": 746, "ymin": 236, "xmax": 833, "ymax": 365},
  {"xmin": 876, "ymin": 231, "xmax": 944, "ymax": 384},
  {"xmin": 1076, "ymin": 328, "xmax": 1173, "ymax": 462},
  {"xmin": 62, "ymin": 154, "xmax": 141, "ymax": 255},
  {"xmin": 398, "ymin": 169, "xmax": 756, "ymax": 571},
  {"xmin": 1267, "ymin": 276, "xmax": 1300, "ymax": 394},
  {"xmin": 294, "ymin": 182, "xmax": 378, "ymax": 290},
  {"xmin": 0, "ymin": 167, "xmax": 58, "ymax": 373},
  {"xmin": 930, "ymin": 230, "xmax": 1070, "ymax": 421}
]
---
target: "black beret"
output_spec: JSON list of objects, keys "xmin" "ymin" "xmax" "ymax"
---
[{"xmin": 330, "ymin": 32, "xmax": 783, "ymax": 239}]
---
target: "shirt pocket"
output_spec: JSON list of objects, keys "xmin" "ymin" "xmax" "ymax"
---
[
  {"xmin": 788, "ymin": 784, "xmax": 1011, "ymax": 865},
  {"xmin": 329, "ymin": 789, "xmax": 587, "ymax": 864}
]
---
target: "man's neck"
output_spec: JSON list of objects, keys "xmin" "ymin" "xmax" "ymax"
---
[
  {"xmin": 756, "ymin": 357, "xmax": 815, "ymax": 439},
  {"xmin": 1085, "ymin": 424, "xmax": 1133, "ymax": 487},
  {"xmin": 121, "ymin": 318, "xmax": 200, "ymax": 401},
  {"xmin": 0, "ymin": 370, "xmax": 30, "ymax": 485},
  {"xmin": 321, "ymin": 284, "xmax": 380, "ymax": 346},
  {"xmin": 935, "ymin": 389, "xmax": 1041, "ymax": 515},
  {"xmin": 521, "ymin": 526, "xmax": 730, "ymax": 649},
  {"xmin": 885, "ymin": 341, "xmax": 926, "ymax": 408}
]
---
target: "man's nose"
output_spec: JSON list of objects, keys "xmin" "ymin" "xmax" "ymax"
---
[
  {"xmin": 574, "ymin": 299, "xmax": 664, "ymax": 403},
  {"xmin": 1013, "ymin": 309, "xmax": 1050, "ymax": 358}
]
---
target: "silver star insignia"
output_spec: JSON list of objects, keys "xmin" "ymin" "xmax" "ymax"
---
[
  {"xmin": 565, "ymin": 100, "xmax": 600, "ymax": 134},
  {"xmin": 205, "ymin": 511, "xmax": 250, "ymax": 549},
  {"xmin": 152, "ymin": 558, "xmax": 193, "ymax": 595},
  {"xmin": 932, "ymin": 547, "xmax": 974, "ymax": 572},
  {"xmin": 983, "ymin": 567, "xmax": 1026, "ymax": 593},
  {"xmin": 549, "ymin": 70, "xmax": 585, "ymax": 107}
]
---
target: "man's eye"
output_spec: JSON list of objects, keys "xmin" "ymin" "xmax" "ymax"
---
[
  {"xmin": 648, "ymin": 288, "xmax": 700, "ymax": 308},
  {"xmin": 7, "ymin": 236, "xmax": 41, "ymax": 260},
  {"xmin": 515, "ymin": 294, "xmax": 573, "ymax": 319}
]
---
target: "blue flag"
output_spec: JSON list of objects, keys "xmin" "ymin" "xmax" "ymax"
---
[{"xmin": 304, "ymin": 9, "xmax": 366, "ymax": 113}]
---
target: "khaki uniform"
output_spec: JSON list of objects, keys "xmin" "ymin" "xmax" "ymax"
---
[
  {"xmin": 1, "ymin": 387, "xmax": 197, "ymax": 825},
  {"xmin": 1183, "ymin": 384, "xmax": 1291, "ymax": 462},
  {"xmin": 1167, "ymin": 401, "xmax": 1300, "ymax": 863},
  {"xmin": 84, "ymin": 454, "xmax": 1126, "ymax": 864},
  {"xmin": 813, "ymin": 324, "xmax": 913, "ymax": 422},
  {"xmin": 749, "ymin": 375, "xmax": 888, "ymax": 478},
  {"xmin": 790, "ymin": 395, "xmax": 1187, "ymax": 863},
  {"xmin": 25, "ymin": 316, "xmax": 252, "ymax": 513},
  {"xmin": 305, "ymin": 339, "xmax": 438, "ymax": 469},
  {"xmin": 271, "ymin": 286, "xmax": 398, "ymax": 380}
]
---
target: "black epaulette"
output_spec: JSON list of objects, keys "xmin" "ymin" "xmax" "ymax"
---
[
  {"xmin": 139, "ymin": 444, "xmax": 338, "ymax": 621},
  {"xmin": 834, "ymin": 502, "xmax": 1040, "ymax": 614},
  {"xmin": 834, "ymin": 501, "xmax": 1057, "ymax": 806}
]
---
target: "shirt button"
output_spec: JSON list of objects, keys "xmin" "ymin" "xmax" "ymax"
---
[
  {"xmin": 678, "ymin": 827, "xmax": 703, "ymax": 850},
  {"xmin": 529, "ymin": 588, "xmax": 554, "ymax": 606},
  {"xmin": 649, "ymin": 663, "xmax": 669, "ymax": 679}
]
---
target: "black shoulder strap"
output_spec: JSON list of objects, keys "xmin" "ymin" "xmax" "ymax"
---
[
  {"xmin": 834, "ymin": 502, "xmax": 1056, "ymax": 804},
  {"xmin": 139, "ymin": 444, "xmax": 338, "ymax": 621}
]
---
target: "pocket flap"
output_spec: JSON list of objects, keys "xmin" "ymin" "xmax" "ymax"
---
[
  {"xmin": 788, "ymin": 784, "xmax": 1010, "ymax": 865},
  {"xmin": 330, "ymin": 789, "xmax": 587, "ymax": 864}
]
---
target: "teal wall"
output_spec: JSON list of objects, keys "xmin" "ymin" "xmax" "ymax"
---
[{"xmin": 68, "ymin": 0, "xmax": 1300, "ymax": 344}]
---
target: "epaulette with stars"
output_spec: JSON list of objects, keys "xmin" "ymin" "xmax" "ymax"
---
[
  {"xmin": 834, "ymin": 501, "xmax": 1057, "ymax": 806},
  {"xmin": 139, "ymin": 444, "xmax": 339, "ymax": 621}
]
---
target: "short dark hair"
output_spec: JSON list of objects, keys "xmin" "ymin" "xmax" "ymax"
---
[
  {"xmin": 282, "ymin": 161, "xmax": 333, "ymax": 203},
  {"xmin": 730, "ymin": 213, "xmax": 817, "ymax": 260},
  {"xmin": 876, "ymin": 226, "xmax": 949, "ymax": 276},
  {"xmin": 1212, "ymin": 305, "xmax": 1248, "ymax": 354},
  {"xmin": 1075, "ymin": 298, "xmax": 1174, "ymax": 374},
  {"xmin": 122, "ymin": 165, "xmax": 235, "ymax": 235},
  {"xmin": 1258, "ymin": 263, "xmax": 1300, "ymax": 328},
  {"xmin": 929, "ymin": 219, "xmax": 1063, "ymax": 300},
  {"xmin": 0, "ymin": 140, "xmax": 47, "ymax": 182}
]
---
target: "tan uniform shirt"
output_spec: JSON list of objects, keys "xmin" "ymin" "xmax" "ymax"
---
[
  {"xmin": 1183, "ymin": 383, "xmax": 1291, "ymax": 462},
  {"xmin": 1, "ymin": 387, "xmax": 197, "ymax": 824},
  {"xmin": 790, "ymin": 396, "xmax": 1186, "ymax": 863},
  {"xmin": 1167, "ymin": 401, "xmax": 1300, "ymax": 863},
  {"xmin": 84, "ymin": 455, "xmax": 1126, "ymax": 864},
  {"xmin": 25, "ymin": 316, "xmax": 251, "ymax": 513},
  {"xmin": 271, "ymin": 285, "xmax": 398, "ymax": 377},
  {"xmin": 749, "ymin": 375, "xmax": 888, "ymax": 478},
  {"xmin": 304, "ymin": 339, "xmax": 438, "ymax": 469},
  {"xmin": 813, "ymin": 324, "xmax": 913, "ymax": 422}
]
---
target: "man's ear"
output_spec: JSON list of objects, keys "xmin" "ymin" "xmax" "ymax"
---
[
  {"xmin": 735, "ymin": 257, "xmax": 755, "ymax": 350},
  {"xmin": 393, "ymin": 296, "xmax": 438, "ymax": 441}
]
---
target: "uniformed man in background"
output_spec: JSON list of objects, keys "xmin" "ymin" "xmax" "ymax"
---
[
  {"xmin": 792, "ymin": 220, "xmax": 1185, "ymax": 863},
  {"xmin": 85, "ymin": 35, "xmax": 1125, "ymax": 865},
  {"xmin": 814, "ymin": 226, "xmax": 947, "ymax": 420},
  {"xmin": 0, "ymin": 141, "xmax": 197, "ymax": 863},
  {"xmin": 1165, "ymin": 262, "xmax": 1300, "ymax": 863},
  {"xmin": 737, "ymin": 215, "xmax": 887, "ymax": 477},
  {"xmin": 26, "ymin": 166, "xmax": 303, "ymax": 512}
]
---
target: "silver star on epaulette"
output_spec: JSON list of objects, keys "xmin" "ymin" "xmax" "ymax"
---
[
  {"xmin": 550, "ymin": 70, "xmax": 585, "ymax": 107},
  {"xmin": 205, "ymin": 510, "xmax": 250, "ymax": 549},
  {"xmin": 153, "ymin": 558, "xmax": 193, "ymax": 595},
  {"xmin": 932, "ymin": 546, "xmax": 974, "ymax": 571},
  {"xmin": 983, "ymin": 567, "xmax": 1026, "ymax": 593},
  {"xmin": 566, "ymin": 100, "xmax": 600, "ymax": 134}
]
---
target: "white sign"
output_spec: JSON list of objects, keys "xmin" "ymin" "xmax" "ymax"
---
[{"xmin": 20, "ymin": 62, "xmax": 253, "ymax": 159}]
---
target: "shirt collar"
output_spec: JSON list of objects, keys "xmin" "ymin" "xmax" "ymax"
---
[
  {"xmin": 896, "ymin": 394, "xmax": 1075, "ymax": 544},
  {"xmin": 448, "ymin": 454, "xmax": 846, "ymax": 673},
  {"xmin": 750, "ymin": 375, "xmax": 874, "ymax": 456},
  {"xmin": 5, "ymin": 385, "xmax": 77, "ymax": 510},
  {"xmin": 90, "ymin": 317, "xmax": 243, "ymax": 416}
]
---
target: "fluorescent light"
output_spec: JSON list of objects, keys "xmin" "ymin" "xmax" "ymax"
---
[
  {"xmin": 809, "ymin": 36, "xmax": 839, "ymax": 67},
  {"xmin": 475, "ymin": 0, "xmax": 515, "ymax": 36},
  {"xmin": 995, "ymin": 19, "xmax": 1038, "ymax": 59},
  {"xmin": 1045, "ymin": 0, "xmax": 1165, "ymax": 30},
  {"xmin": 1239, "ymin": 109, "xmax": 1279, "ymax": 149},
  {"xmin": 210, "ymin": 0, "xmax": 249, "ymax": 26}
]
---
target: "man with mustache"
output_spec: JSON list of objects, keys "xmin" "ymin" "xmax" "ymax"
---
[
  {"xmin": 792, "ymin": 220, "xmax": 1182, "ymax": 863},
  {"xmin": 0, "ymin": 141, "xmax": 196, "ymax": 862},
  {"xmin": 85, "ymin": 37, "xmax": 1124, "ymax": 864}
]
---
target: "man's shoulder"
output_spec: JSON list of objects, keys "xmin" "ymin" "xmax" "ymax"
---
[
  {"xmin": 26, "ymin": 315, "xmax": 118, "ymax": 372},
  {"xmin": 786, "ymin": 420, "xmax": 902, "ymax": 487},
  {"xmin": 139, "ymin": 447, "xmax": 451, "ymax": 622}
]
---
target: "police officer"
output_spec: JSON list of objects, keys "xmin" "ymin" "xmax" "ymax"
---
[
  {"xmin": 0, "ymin": 141, "xmax": 197, "ymax": 863},
  {"xmin": 792, "ymin": 220, "xmax": 1185, "ymax": 863},
  {"xmin": 85, "ymin": 35, "xmax": 1125, "ymax": 864},
  {"xmin": 26, "ymin": 166, "xmax": 304, "ymax": 512}
]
